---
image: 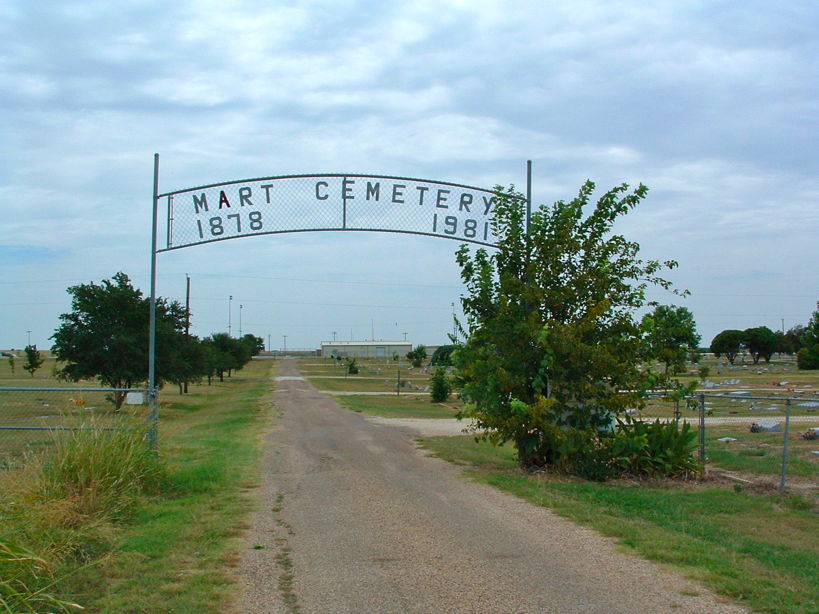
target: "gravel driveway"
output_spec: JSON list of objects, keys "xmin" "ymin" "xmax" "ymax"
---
[{"xmin": 233, "ymin": 359, "xmax": 748, "ymax": 613}]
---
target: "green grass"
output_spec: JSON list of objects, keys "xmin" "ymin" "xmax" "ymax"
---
[
  {"xmin": 706, "ymin": 427, "xmax": 819, "ymax": 478},
  {"xmin": 1, "ymin": 359, "xmax": 274, "ymax": 613},
  {"xmin": 419, "ymin": 435, "xmax": 819, "ymax": 614},
  {"xmin": 336, "ymin": 394, "xmax": 462, "ymax": 419}
]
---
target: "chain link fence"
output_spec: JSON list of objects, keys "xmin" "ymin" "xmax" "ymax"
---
[
  {"xmin": 644, "ymin": 392, "xmax": 819, "ymax": 491},
  {"xmin": 0, "ymin": 387, "xmax": 151, "ymax": 468}
]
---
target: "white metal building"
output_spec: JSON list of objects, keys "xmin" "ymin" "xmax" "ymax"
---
[{"xmin": 320, "ymin": 340, "xmax": 412, "ymax": 359}]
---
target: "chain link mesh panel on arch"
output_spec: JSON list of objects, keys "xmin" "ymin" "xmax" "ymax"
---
[{"xmin": 158, "ymin": 174, "xmax": 518, "ymax": 252}]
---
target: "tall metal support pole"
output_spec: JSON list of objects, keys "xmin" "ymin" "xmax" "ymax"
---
[
  {"xmin": 779, "ymin": 398, "xmax": 792, "ymax": 492},
  {"xmin": 183, "ymin": 273, "xmax": 190, "ymax": 394},
  {"xmin": 148, "ymin": 154, "xmax": 160, "ymax": 450},
  {"xmin": 698, "ymin": 393, "xmax": 706, "ymax": 470},
  {"xmin": 526, "ymin": 160, "xmax": 532, "ymax": 235}
]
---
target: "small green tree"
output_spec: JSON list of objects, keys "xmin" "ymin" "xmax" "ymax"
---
[
  {"xmin": 51, "ymin": 272, "xmax": 188, "ymax": 409},
  {"xmin": 785, "ymin": 325, "xmax": 806, "ymax": 355},
  {"xmin": 710, "ymin": 329, "xmax": 746, "ymax": 365},
  {"xmin": 430, "ymin": 344, "xmax": 457, "ymax": 366},
  {"xmin": 430, "ymin": 367, "xmax": 452, "ymax": 402},
  {"xmin": 455, "ymin": 181, "xmax": 682, "ymax": 470},
  {"xmin": 641, "ymin": 305, "xmax": 700, "ymax": 374},
  {"xmin": 745, "ymin": 326, "xmax": 778, "ymax": 364},
  {"xmin": 406, "ymin": 345, "xmax": 427, "ymax": 368},
  {"xmin": 22, "ymin": 345, "xmax": 44, "ymax": 377},
  {"xmin": 7, "ymin": 355, "xmax": 15, "ymax": 375},
  {"xmin": 346, "ymin": 358, "xmax": 359, "ymax": 374},
  {"xmin": 797, "ymin": 304, "xmax": 819, "ymax": 370}
]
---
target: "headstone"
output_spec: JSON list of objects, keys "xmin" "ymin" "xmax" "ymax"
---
[
  {"xmin": 126, "ymin": 392, "xmax": 145, "ymax": 405},
  {"xmin": 754, "ymin": 420, "xmax": 780, "ymax": 433},
  {"xmin": 717, "ymin": 437, "xmax": 738, "ymax": 442}
]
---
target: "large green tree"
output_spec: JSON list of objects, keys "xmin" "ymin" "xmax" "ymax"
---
[
  {"xmin": 710, "ymin": 329, "xmax": 746, "ymax": 365},
  {"xmin": 51, "ymin": 272, "xmax": 187, "ymax": 408},
  {"xmin": 744, "ymin": 326, "xmax": 778, "ymax": 364},
  {"xmin": 797, "ymin": 304, "xmax": 819, "ymax": 370},
  {"xmin": 641, "ymin": 305, "xmax": 700, "ymax": 374},
  {"xmin": 455, "ymin": 181, "xmax": 681, "ymax": 469}
]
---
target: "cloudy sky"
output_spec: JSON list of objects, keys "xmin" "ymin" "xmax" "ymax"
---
[{"xmin": 1, "ymin": 0, "xmax": 817, "ymax": 353}]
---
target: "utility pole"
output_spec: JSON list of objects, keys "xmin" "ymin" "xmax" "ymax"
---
[
  {"xmin": 403, "ymin": 332, "xmax": 408, "ymax": 341},
  {"xmin": 283, "ymin": 335, "xmax": 288, "ymax": 356},
  {"xmin": 239, "ymin": 304, "xmax": 243, "ymax": 337},
  {"xmin": 228, "ymin": 295, "xmax": 233, "ymax": 336},
  {"xmin": 268, "ymin": 334, "xmax": 271, "ymax": 352},
  {"xmin": 26, "ymin": 330, "xmax": 31, "ymax": 347},
  {"xmin": 184, "ymin": 274, "xmax": 191, "ymax": 393},
  {"xmin": 333, "ymin": 331, "xmax": 337, "ymax": 341}
]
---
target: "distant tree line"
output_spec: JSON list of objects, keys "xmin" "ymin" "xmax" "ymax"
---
[
  {"xmin": 50, "ymin": 272, "xmax": 264, "ymax": 408},
  {"xmin": 709, "ymin": 303, "xmax": 819, "ymax": 370}
]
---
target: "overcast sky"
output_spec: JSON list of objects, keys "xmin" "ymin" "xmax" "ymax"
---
[{"xmin": 1, "ymin": 0, "xmax": 817, "ymax": 353}]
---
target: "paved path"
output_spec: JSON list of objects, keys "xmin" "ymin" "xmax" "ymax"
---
[{"xmin": 234, "ymin": 359, "xmax": 747, "ymax": 613}]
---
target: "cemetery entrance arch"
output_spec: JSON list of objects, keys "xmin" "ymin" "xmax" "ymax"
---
[{"xmin": 146, "ymin": 155, "xmax": 530, "ymax": 444}]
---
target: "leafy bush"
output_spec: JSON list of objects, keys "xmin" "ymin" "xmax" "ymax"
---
[
  {"xmin": 345, "ymin": 358, "xmax": 359, "ymax": 374},
  {"xmin": 430, "ymin": 368, "xmax": 452, "ymax": 402},
  {"xmin": 406, "ymin": 345, "xmax": 427, "ymax": 368},
  {"xmin": 796, "ymin": 345, "xmax": 819, "ymax": 370},
  {"xmin": 503, "ymin": 414, "xmax": 699, "ymax": 481},
  {"xmin": 608, "ymin": 416, "xmax": 699, "ymax": 478}
]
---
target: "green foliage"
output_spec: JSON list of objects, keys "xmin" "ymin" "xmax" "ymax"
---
[
  {"xmin": 40, "ymin": 423, "xmax": 167, "ymax": 521},
  {"xmin": 641, "ymin": 305, "xmax": 700, "ymax": 374},
  {"xmin": 0, "ymin": 541, "xmax": 83, "ymax": 613},
  {"xmin": 744, "ymin": 326, "xmax": 778, "ymax": 364},
  {"xmin": 506, "ymin": 417, "xmax": 698, "ymax": 481},
  {"xmin": 22, "ymin": 345, "xmax": 44, "ymax": 377},
  {"xmin": 608, "ymin": 416, "xmax": 699, "ymax": 477},
  {"xmin": 430, "ymin": 344, "xmax": 457, "ymax": 366},
  {"xmin": 784, "ymin": 324, "xmax": 806, "ymax": 355},
  {"xmin": 405, "ymin": 344, "xmax": 427, "ymax": 368},
  {"xmin": 51, "ymin": 272, "xmax": 187, "ymax": 407},
  {"xmin": 430, "ymin": 367, "xmax": 452, "ymax": 402},
  {"xmin": 796, "ymin": 304, "xmax": 819, "ymax": 370},
  {"xmin": 7, "ymin": 355, "xmax": 14, "ymax": 375},
  {"xmin": 710, "ymin": 329, "xmax": 746, "ymax": 365},
  {"xmin": 698, "ymin": 365, "xmax": 710, "ymax": 381},
  {"xmin": 455, "ymin": 181, "xmax": 682, "ymax": 470},
  {"xmin": 346, "ymin": 358, "xmax": 359, "ymax": 374}
]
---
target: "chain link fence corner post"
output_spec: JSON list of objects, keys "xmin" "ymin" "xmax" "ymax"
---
[
  {"xmin": 698, "ymin": 392, "xmax": 706, "ymax": 472},
  {"xmin": 779, "ymin": 397, "xmax": 792, "ymax": 492},
  {"xmin": 147, "ymin": 387, "xmax": 158, "ymax": 452}
]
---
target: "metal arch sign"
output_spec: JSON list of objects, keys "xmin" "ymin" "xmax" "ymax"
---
[
  {"xmin": 146, "ymin": 156, "xmax": 531, "ymax": 448},
  {"xmin": 157, "ymin": 173, "xmax": 518, "ymax": 252}
]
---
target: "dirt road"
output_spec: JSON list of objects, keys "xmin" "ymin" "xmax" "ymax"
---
[{"xmin": 234, "ymin": 359, "xmax": 746, "ymax": 613}]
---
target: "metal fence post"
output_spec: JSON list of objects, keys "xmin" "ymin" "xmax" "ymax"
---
[
  {"xmin": 779, "ymin": 398, "xmax": 792, "ymax": 492},
  {"xmin": 698, "ymin": 393, "xmax": 706, "ymax": 469}
]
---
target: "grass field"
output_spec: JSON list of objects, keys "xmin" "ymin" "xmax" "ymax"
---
[
  {"xmin": 300, "ymin": 357, "xmax": 433, "ymax": 393},
  {"xmin": 0, "ymin": 357, "xmax": 275, "ymax": 613},
  {"xmin": 420, "ymin": 435, "xmax": 819, "ymax": 614},
  {"xmin": 336, "ymin": 394, "xmax": 462, "ymax": 419}
]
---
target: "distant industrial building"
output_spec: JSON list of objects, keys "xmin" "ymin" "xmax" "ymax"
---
[{"xmin": 320, "ymin": 340, "xmax": 412, "ymax": 359}]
